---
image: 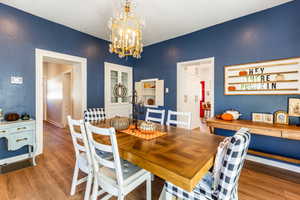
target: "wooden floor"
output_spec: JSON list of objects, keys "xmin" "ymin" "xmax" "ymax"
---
[{"xmin": 0, "ymin": 122, "xmax": 300, "ymax": 200}]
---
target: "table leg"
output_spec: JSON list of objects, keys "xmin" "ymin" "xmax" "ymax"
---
[{"xmin": 209, "ymin": 126, "xmax": 214, "ymax": 134}]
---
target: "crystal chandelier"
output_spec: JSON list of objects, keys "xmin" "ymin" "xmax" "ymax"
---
[{"xmin": 108, "ymin": 0, "xmax": 144, "ymax": 59}]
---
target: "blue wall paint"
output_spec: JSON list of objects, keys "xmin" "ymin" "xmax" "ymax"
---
[
  {"xmin": 134, "ymin": 1, "xmax": 300, "ymax": 160},
  {"xmin": 0, "ymin": 3, "xmax": 133, "ymax": 159}
]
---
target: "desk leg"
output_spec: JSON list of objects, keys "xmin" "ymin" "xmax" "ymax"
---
[
  {"xmin": 29, "ymin": 145, "xmax": 36, "ymax": 166},
  {"xmin": 209, "ymin": 126, "xmax": 214, "ymax": 134}
]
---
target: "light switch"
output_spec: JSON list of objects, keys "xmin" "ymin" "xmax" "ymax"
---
[
  {"xmin": 11, "ymin": 76, "xmax": 23, "ymax": 84},
  {"xmin": 165, "ymin": 88, "xmax": 169, "ymax": 93}
]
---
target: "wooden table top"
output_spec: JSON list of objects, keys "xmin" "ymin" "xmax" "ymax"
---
[{"xmin": 92, "ymin": 120, "xmax": 223, "ymax": 192}]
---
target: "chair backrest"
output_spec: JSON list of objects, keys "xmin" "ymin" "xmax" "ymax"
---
[
  {"xmin": 145, "ymin": 108, "xmax": 165, "ymax": 125},
  {"xmin": 85, "ymin": 123, "xmax": 124, "ymax": 190},
  {"xmin": 84, "ymin": 108, "xmax": 106, "ymax": 122},
  {"xmin": 166, "ymin": 110, "xmax": 192, "ymax": 129},
  {"xmin": 215, "ymin": 128, "xmax": 251, "ymax": 200},
  {"xmin": 67, "ymin": 116, "xmax": 92, "ymax": 165}
]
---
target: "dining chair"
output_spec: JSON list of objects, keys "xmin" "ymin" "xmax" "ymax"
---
[
  {"xmin": 166, "ymin": 110, "xmax": 192, "ymax": 129},
  {"xmin": 145, "ymin": 108, "xmax": 165, "ymax": 125},
  {"xmin": 67, "ymin": 116, "xmax": 93, "ymax": 200},
  {"xmin": 163, "ymin": 128, "xmax": 251, "ymax": 200},
  {"xmin": 84, "ymin": 108, "xmax": 106, "ymax": 122},
  {"xmin": 85, "ymin": 123, "xmax": 152, "ymax": 200}
]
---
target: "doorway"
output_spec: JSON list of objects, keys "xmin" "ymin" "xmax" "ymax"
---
[
  {"xmin": 36, "ymin": 49, "xmax": 87, "ymax": 155},
  {"xmin": 43, "ymin": 62, "xmax": 74, "ymax": 128},
  {"xmin": 177, "ymin": 57, "xmax": 214, "ymax": 130}
]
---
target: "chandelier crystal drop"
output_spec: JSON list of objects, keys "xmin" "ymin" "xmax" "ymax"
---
[{"xmin": 108, "ymin": 0, "xmax": 144, "ymax": 59}]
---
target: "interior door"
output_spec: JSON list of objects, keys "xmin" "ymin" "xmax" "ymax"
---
[
  {"xmin": 105, "ymin": 62, "xmax": 133, "ymax": 118},
  {"xmin": 179, "ymin": 66, "xmax": 202, "ymax": 129}
]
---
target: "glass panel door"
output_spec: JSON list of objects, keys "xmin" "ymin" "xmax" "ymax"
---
[
  {"xmin": 111, "ymin": 70, "xmax": 118, "ymax": 103},
  {"xmin": 121, "ymin": 72, "xmax": 129, "ymax": 103}
]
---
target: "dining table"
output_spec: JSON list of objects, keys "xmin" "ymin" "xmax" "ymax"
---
[{"xmin": 92, "ymin": 119, "xmax": 224, "ymax": 192}]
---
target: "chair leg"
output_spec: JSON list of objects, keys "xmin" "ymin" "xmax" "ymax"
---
[
  {"xmin": 91, "ymin": 178, "xmax": 99, "ymax": 200},
  {"xmin": 70, "ymin": 161, "xmax": 79, "ymax": 196},
  {"xmin": 84, "ymin": 172, "xmax": 93, "ymax": 200},
  {"xmin": 118, "ymin": 196, "xmax": 125, "ymax": 200},
  {"xmin": 146, "ymin": 176, "xmax": 152, "ymax": 200}
]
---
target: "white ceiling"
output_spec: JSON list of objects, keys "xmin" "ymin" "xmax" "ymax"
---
[{"xmin": 1, "ymin": 0, "xmax": 292, "ymax": 46}]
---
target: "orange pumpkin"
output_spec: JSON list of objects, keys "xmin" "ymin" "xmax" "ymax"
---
[
  {"xmin": 228, "ymin": 86, "xmax": 236, "ymax": 91},
  {"xmin": 239, "ymin": 71, "xmax": 248, "ymax": 76},
  {"xmin": 221, "ymin": 113, "xmax": 234, "ymax": 121}
]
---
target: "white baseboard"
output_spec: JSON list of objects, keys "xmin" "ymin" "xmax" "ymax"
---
[
  {"xmin": 0, "ymin": 154, "xmax": 32, "ymax": 165},
  {"xmin": 246, "ymin": 154, "xmax": 300, "ymax": 173},
  {"xmin": 46, "ymin": 119, "xmax": 64, "ymax": 128}
]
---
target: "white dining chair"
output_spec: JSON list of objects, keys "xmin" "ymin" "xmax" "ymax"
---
[
  {"xmin": 166, "ymin": 110, "xmax": 192, "ymax": 129},
  {"xmin": 145, "ymin": 108, "xmax": 165, "ymax": 125},
  {"xmin": 85, "ymin": 123, "xmax": 152, "ymax": 200},
  {"xmin": 67, "ymin": 116, "xmax": 93, "ymax": 200}
]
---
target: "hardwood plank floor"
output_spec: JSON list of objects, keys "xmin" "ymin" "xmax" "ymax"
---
[{"xmin": 0, "ymin": 122, "xmax": 299, "ymax": 200}]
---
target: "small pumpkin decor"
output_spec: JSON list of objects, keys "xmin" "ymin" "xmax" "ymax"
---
[
  {"xmin": 221, "ymin": 113, "xmax": 234, "ymax": 121},
  {"xmin": 139, "ymin": 121, "xmax": 157, "ymax": 134},
  {"xmin": 110, "ymin": 116, "xmax": 130, "ymax": 131},
  {"xmin": 228, "ymin": 86, "xmax": 236, "ymax": 91},
  {"xmin": 239, "ymin": 71, "xmax": 248, "ymax": 76}
]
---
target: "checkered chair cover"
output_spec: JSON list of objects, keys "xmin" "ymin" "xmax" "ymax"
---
[
  {"xmin": 84, "ymin": 108, "xmax": 106, "ymax": 123},
  {"xmin": 165, "ymin": 128, "xmax": 251, "ymax": 200}
]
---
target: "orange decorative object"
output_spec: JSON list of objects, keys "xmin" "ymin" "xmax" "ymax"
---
[
  {"xmin": 120, "ymin": 127, "xmax": 167, "ymax": 140},
  {"xmin": 228, "ymin": 86, "xmax": 236, "ymax": 91},
  {"xmin": 221, "ymin": 113, "xmax": 234, "ymax": 121},
  {"xmin": 239, "ymin": 71, "xmax": 248, "ymax": 76}
]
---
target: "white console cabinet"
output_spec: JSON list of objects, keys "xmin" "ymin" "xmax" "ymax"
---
[{"xmin": 0, "ymin": 120, "xmax": 36, "ymax": 166}]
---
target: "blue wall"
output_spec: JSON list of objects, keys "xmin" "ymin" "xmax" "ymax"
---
[
  {"xmin": 134, "ymin": 1, "xmax": 300, "ymax": 160},
  {"xmin": 0, "ymin": 3, "xmax": 132, "ymax": 159}
]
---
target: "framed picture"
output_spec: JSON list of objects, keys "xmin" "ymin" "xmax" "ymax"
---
[
  {"xmin": 274, "ymin": 110, "xmax": 289, "ymax": 125},
  {"xmin": 252, "ymin": 113, "xmax": 264, "ymax": 122},
  {"xmin": 288, "ymin": 98, "xmax": 300, "ymax": 117},
  {"xmin": 263, "ymin": 113, "xmax": 273, "ymax": 124}
]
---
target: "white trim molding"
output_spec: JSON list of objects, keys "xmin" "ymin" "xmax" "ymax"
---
[
  {"xmin": 35, "ymin": 49, "xmax": 87, "ymax": 155},
  {"xmin": 0, "ymin": 154, "xmax": 32, "ymax": 165},
  {"xmin": 246, "ymin": 154, "xmax": 300, "ymax": 173}
]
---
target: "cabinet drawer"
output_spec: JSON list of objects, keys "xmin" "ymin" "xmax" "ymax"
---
[
  {"xmin": 9, "ymin": 123, "xmax": 35, "ymax": 133},
  {"xmin": 250, "ymin": 128, "xmax": 281, "ymax": 138},
  {"xmin": 282, "ymin": 131, "xmax": 300, "ymax": 140},
  {"xmin": 8, "ymin": 131, "xmax": 34, "ymax": 151}
]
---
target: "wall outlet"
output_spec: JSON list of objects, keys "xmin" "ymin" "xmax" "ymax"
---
[
  {"xmin": 165, "ymin": 88, "xmax": 169, "ymax": 93},
  {"xmin": 11, "ymin": 76, "xmax": 23, "ymax": 84}
]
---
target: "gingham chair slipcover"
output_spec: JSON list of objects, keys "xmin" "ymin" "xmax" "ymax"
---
[
  {"xmin": 84, "ymin": 108, "xmax": 106, "ymax": 122},
  {"xmin": 165, "ymin": 128, "xmax": 251, "ymax": 200}
]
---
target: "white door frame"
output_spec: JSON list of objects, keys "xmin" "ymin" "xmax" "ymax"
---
[
  {"xmin": 35, "ymin": 49, "xmax": 87, "ymax": 155},
  {"xmin": 177, "ymin": 57, "xmax": 215, "ymax": 120}
]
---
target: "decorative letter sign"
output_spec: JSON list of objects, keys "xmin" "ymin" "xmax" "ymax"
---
[{"xmin": 224, "ymin": 57, "xmax": 300, "ymax": 95}]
